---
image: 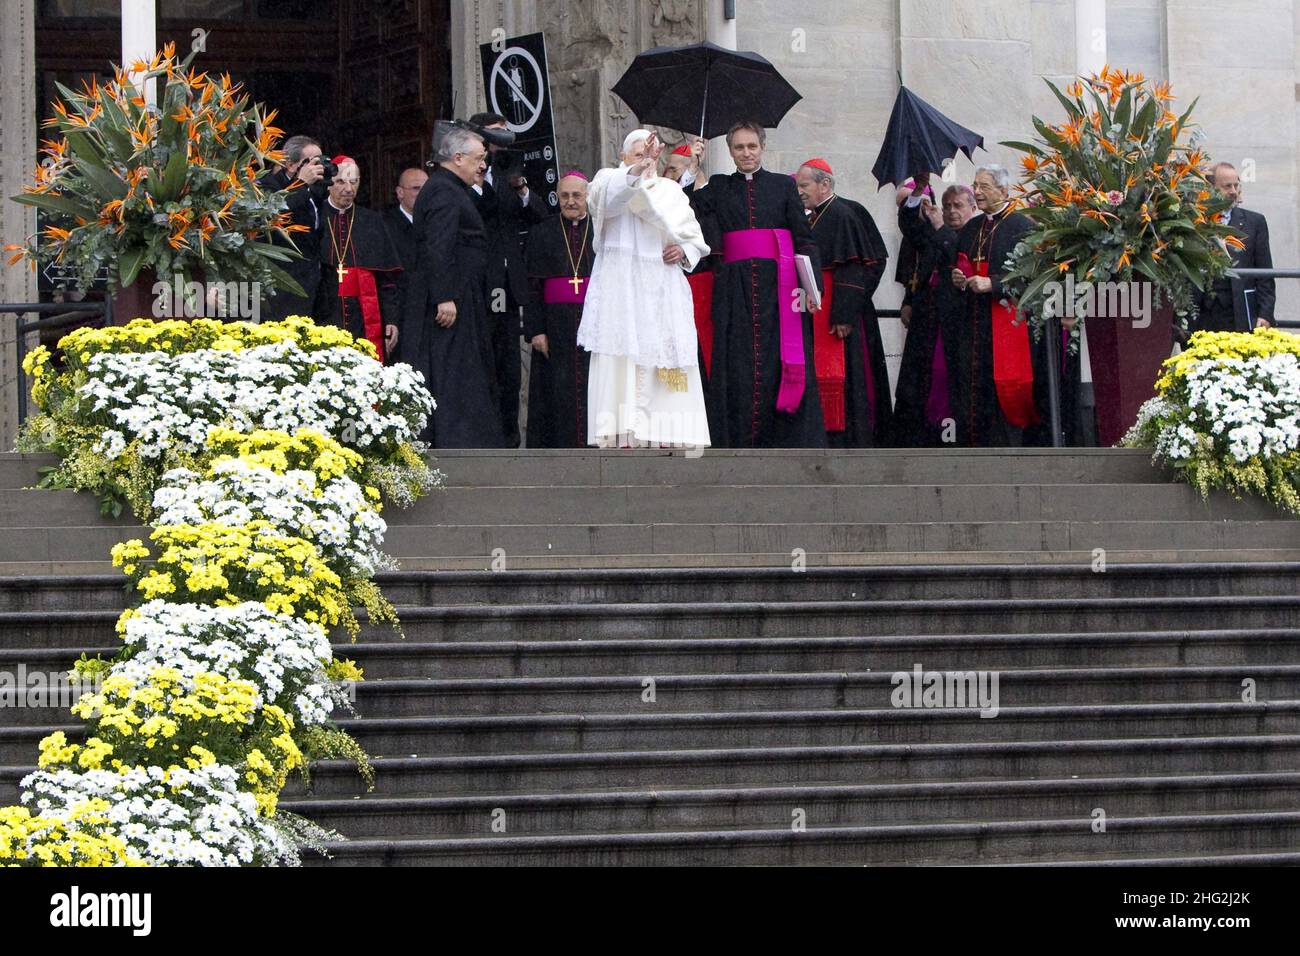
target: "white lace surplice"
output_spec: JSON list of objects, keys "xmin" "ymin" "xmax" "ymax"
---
[{"xmin": 577, "ymin": 165, "xmax": 709, "ymax": 371}]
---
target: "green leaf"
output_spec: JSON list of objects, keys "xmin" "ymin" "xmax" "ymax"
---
[
  {"xmin": 74, "ymin": 157, "xmax": 129, "ymax": 201},
  {"xmin": 1131, "ymin": 97, "xmax": 1158, "ymax": 139},
  {"xmin": 246, "ymin": 240, "xmax": 294, "ymax": 262},
  {"xmin": 1113, "ymin": 86, "xmax": 1133, "ymax": 133},
  {"xmin": 119, "ymin": 246, "xmax": 149, "ymax": 288},
  {"xmin": 158, "ymin": 148, "xmax": 189, "ymax": 201},
  {"xmin": 1000, "ymin": 140, "xmax": 1045, "ymax": 156},
  {"xmin": 264, "ymin": 261, "xmax": 306, "ymax": 299},
  {"xmin": 1045, "ymin": 78, "xmax": 1083, "ymax": 120},
  {"xmin": 11, "ymin": 192, "xmax": 97, "ymax": 220}
]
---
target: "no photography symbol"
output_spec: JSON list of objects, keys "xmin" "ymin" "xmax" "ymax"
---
[{"xmin": 489, "ymin": 47, "xmax": 545, "ymax": 133}]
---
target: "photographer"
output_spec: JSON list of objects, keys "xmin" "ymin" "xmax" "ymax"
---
[
  {"xmin": 259, "ymin": 134, "xmax": 329, "ymax": 322},
  {"xmin": 468, "ymin": 112, "xmax": 545, "ymax": 447}
]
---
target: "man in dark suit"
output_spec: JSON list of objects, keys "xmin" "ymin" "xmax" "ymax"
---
[
  {"xmin": 468, "ymin": 112, "xmax": 545, "ymax": 447},
  {"xmin": 383, "ymin": 167, "xmax": 428, "ymax": 357},
  {"xmin": 1189, "ymin": 162, "xmax": 1275, "ymax": 335},
  {"xmin": 384, "ymin": 167, "xmax": 427, "ymax": 270},
  {"xmin": 258, "ymin": 134, "xmax": 327, "ymax": 322}
]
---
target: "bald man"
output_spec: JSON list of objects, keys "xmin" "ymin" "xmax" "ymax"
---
[{"xmin": 385, "ymin": 166, "xmax": 428, "ymax": 273}]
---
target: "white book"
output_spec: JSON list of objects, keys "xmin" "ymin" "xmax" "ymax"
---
[{"xmin": 794, "ymin": 254, "xmax": 822, "ymax": 312}]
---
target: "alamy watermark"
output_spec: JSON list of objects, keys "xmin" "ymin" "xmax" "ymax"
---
[
  {"xmin": 890, "ymin": 663, "xmax": 1001, "ymax": 718},
  {"xmin": 1042, "ymin": 275, "xmax": 1152, "ymax": 328},
  {"xmin": 152, "ymin": 274, "xmax": 261, "ymax": 322},
  {"xmin": 0, "ymin": 665, "xmax": 100, "ymax": 709}
]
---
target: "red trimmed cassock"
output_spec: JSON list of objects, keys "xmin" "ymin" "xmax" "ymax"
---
[
  {"xmin": 314, "ymin": 167, "xmax": 403, "ymax": 363},
  {"xmin": 952, "ymin": 203, "xmax": 1044, "ymax": 446},
  {"xmin": 802, "ymin": 163, "xmax": 891, "ymax": 446},
  {"xmin": 688, "ymin": 168, "xmax": 825, "ymax": 448},
  {"xmin": 523, "ymin": 211, "xmax": 596, "ymax": 448}
]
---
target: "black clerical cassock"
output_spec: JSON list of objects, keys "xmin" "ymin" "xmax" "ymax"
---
[
  {"xmin": 892, "ymin": 200, "xmax": 963, "ymax": 446},
  {"xmin": 689, "ymin": 169, "xmax": 825, "ymax": 448},
  {"xmin": 523, "ymin": 213, "xmax": 596, "ymax": 448},
  {"xmin": 952, "ymin": 204, "xmax": 1042, "ymax": 446},
  {"xmin": 804, "ymin": 191, "xmax": 890, "ymax": 447},
  {"xmin": 315, "ymin": 196, "xmax": 403, "ymax": 363},
  {"xmin": 402, "ymin": 164, "xmax": 506, "ymax": 449}
]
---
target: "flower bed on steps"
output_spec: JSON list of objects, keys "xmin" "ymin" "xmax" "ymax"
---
[{"xmin": 1, "ymin": 316, "xmax": 437, "ymax": 865}]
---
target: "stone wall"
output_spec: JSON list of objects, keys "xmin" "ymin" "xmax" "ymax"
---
[
  {"xmin": 0, "ymin": 0, "xmax": 37, "ymax": 449},
  {"xmin": 1164, "ymin": 0, "xmax": 1298, "ymax": 322}
]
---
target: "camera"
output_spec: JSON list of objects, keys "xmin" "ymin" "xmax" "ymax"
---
[
  {"xmin": 306, "ymin": 156, "xmax": 338, "ymax": 187},
  {"xmin": 432, "ymin": 118, "xmax": 516, "ymax": 156}
]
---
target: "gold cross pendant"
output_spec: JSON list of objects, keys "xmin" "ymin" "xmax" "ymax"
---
[
  {"xmin": 337, "ymin": 263, "xmax": 347, "ymax": 283},
  {"xmin": 569, "ymin": 275, "xmax": 583, "ymax": 294}
]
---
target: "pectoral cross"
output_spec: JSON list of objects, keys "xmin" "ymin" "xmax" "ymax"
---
[
  {"xmin": 337, "ymin": 263, "xmax": 347, "ymax": 283},
  {"xmin": 569, "ymin": 275, "xmax": 583, "ymax": 294}
]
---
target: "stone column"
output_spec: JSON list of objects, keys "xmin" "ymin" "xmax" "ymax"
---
[{"xmin": 0, "ymin": 0, "xmax": 37, "ymax": 449}]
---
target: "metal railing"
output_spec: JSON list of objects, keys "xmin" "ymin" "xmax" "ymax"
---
[{"xmin": 3, "ymin": 302, "xmax": 110, "ymax": 427}]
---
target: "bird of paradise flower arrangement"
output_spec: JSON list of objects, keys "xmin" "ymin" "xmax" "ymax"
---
[
  {"xmin": 999, "ymin": 67, "xmax": 1241, "ymax": 329},
  {"xmin": 4, "ymin": 43, "xmax": 306, "ymax": 298}
]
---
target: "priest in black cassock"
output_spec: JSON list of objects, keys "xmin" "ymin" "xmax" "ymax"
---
[
  {"xmin": 402, "ymin": 127, "xmax": 507, "ymax": 448},
  {"xmin": 892, "ymin": 181, "xmax": 976, "ymax": 446},
  {"xmin": 795, "ymin": 159, "xmax": 890, "ymax": 447},
  {"xmin": 523, "ymin": 171, "xmax": 596, "ymax": 448},
  {"xmin": 687, "ymin": 121, "xmax": 825, "ymax": 448},
  {"xmin": 892, "ymin": 180, "xmax": 930, "ymax": 317},
  {"xmin": 313, "ymin": 156, "xmax": 402, "ymax": 363},
  {"xmin": 950, "ymin": 165, "xmax": 1043, "ymax": 447}
]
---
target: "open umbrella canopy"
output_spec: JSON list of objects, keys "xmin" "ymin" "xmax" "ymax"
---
[
  {"xmin": 612, "ymin": 41, "xmax": 801, "ymax": 140},
  {"xmin": 872, "ymin": 86, "xmax": 985, "ymax": 189}
]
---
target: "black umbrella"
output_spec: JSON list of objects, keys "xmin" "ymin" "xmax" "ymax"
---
[
  {"xmin": 612, "ymin": 41, "xmax": 801, "ymax": 140},
  {"xmin": 872, "ymin": 85, "xmax": 985, "ymax": 189}
]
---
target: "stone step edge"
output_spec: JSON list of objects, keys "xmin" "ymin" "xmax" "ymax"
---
[
  {"xmin": 281, "ymin": 769, "xmax": 1300, "ymax": 815},
  {"xmin": 310, "ymin": 809, "xmax": 1300, "ymax": 855},
  {"xmin": 4, "ymin": 558, "xmax": 1300, "ymax": 589},
  {"xmin": 9, "ymin": 551, "xmax": 1300, "ymax": 575},
  {"xmin": 5, "ymin": 628, "xmax": 1297, "ymax": 663}
]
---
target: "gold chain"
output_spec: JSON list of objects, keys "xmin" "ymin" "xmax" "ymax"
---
[{"xmin": 329, "ymin": 206, "xmax": 356, "ymax": 282}]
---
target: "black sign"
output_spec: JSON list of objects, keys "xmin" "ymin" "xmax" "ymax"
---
[{"xmin": 479, "ymin": 32, "xmax": 561, "ymax": 210}]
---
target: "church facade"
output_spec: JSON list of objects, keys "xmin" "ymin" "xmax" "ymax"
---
[{"xmin": 1, "ymin": 0, "xmax": 1296, "ymax": 445}]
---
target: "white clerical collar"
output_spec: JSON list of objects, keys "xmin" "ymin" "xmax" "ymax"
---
[
  {"xmin": 327, "ymin": 198, "xmax": 353, "ymax": 214},
  {"xmin": 743, "ymin": 169, "xmax": 760, "ymax": 180},
  {"xmin": 989, "ymin": 201, "xmax": 1010, "ymax": 217},
  {"xmin": 400, "ymin": 207, "xmax": 413, "ymax": 223}
]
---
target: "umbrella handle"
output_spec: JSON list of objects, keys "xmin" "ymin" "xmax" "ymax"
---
[{"xmin": 700, "ymin": 62, "xmax": 709, "ymax": 139}]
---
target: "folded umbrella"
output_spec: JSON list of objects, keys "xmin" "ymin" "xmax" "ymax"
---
[
  {"xmin": 612, "ymin": 41, "xmax": 801, "ymax": 139},
  {"xmin": 872, "ymin": 86, "xmax": 984, "ymax": 189}
]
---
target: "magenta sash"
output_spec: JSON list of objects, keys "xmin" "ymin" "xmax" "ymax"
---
[
  {"xmin": 542, "ymin": 276, "xmax": 588, "ymax": 304},
  {"xmin": 722, "ymin": 228, "xmax": 805, "ymax": 413}
]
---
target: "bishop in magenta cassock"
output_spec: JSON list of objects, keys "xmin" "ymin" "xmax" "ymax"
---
[
  {"xmin": 687, "ymin": 122, "xmax": 825, "ymax": 448},
  {"xmin": 891, "ymin": 182, "xmax": 977, "ymax": 446},
  {"xmin": 524, "ymin": 171, "xmax": 596, "ymax": 448},
  {"xmin": 313, "ymin": 155, "xmax": 403, "ymax": 363}
]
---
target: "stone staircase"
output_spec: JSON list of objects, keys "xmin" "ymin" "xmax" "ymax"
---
[{"xmin": 1, "ymin": 449, "xmax": 1299, "ymax": 864}]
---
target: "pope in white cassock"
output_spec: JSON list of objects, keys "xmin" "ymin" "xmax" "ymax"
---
[{"xmin": 577, "ymin": 129, "xmax": 711, "ymax": 448}]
